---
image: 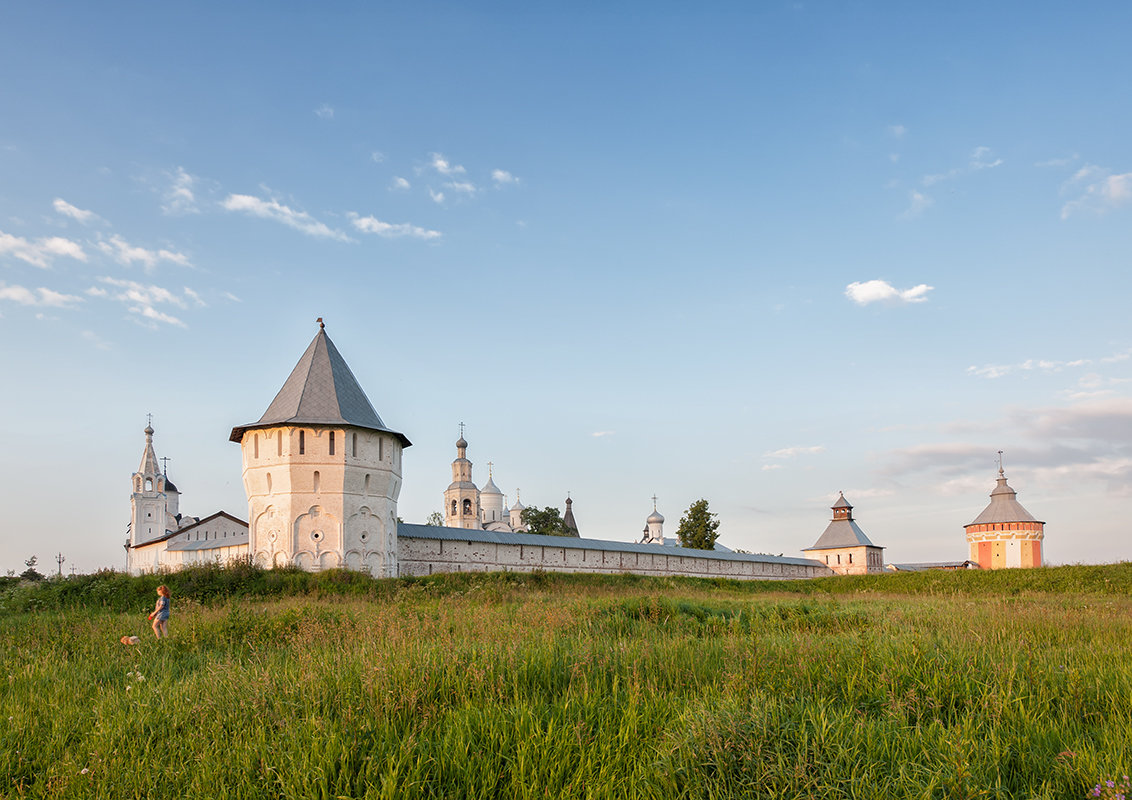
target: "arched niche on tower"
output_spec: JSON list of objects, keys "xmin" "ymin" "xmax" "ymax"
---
[{"xmin": 292, "ymin": 505, "xmax": 341, "ymax": 562}]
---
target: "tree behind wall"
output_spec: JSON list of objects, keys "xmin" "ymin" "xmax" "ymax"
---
[
  {"xmin": 676, "ymin": 499, "xmax": 720, "ymax": 550},
  {"xmin": 521, "ymin": 507, "xmax": 571, "ymax": 537}
]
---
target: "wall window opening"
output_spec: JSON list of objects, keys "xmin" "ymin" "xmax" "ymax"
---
[
  {"xmin": 313, "ymin": 470, "xmax": 320, "ymax": 493},
  {"xmin": 299, "ymin": 430, "xmax": 305, "ymax": 455},
  {"xmin": 352, "ymin": 433, "xmax": 358, "ymax": 458},
  {"xmin": 329, "ymin": 431, "xmax": 335, "ymax": 456}
]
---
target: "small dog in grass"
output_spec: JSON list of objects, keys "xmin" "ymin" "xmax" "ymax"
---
[{"xmin": 120, "ymin": 635, "xmax": 141, "ymax": 645}]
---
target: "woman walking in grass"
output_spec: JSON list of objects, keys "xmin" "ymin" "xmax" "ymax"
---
[{"xmin": 148, "ymin": 585, "xmax": 171, "ymax": 639}]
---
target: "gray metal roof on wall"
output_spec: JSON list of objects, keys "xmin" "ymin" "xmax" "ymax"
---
[
  {"xmin": 397, "ymin": 523, "xmax": 824, "ymax": 567},
  {"xmin": 230, "ymin": 327, "xmax": 410, "ymax": 446}
]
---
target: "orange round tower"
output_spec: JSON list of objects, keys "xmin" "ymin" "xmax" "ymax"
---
[{"xmin": 964, "ymin": 461, "xmax": 1044, "ymax": 569}]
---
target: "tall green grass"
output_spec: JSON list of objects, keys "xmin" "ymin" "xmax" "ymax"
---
[{"xmin": 2, "ymin": 564, "xmax": 1130, "ymax": 798}]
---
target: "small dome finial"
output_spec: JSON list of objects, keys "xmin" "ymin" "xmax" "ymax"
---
[
  {"xmin": 317, "ymin": 317, "xmax": 325, "ymax": 330},
  {"xmin": 997, "ymin": 450, "xmax": 1005, "ymax": 477}
]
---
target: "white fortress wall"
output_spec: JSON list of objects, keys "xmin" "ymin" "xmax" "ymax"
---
[{"xmin": 397, "ymin": 524, "xmax": 833, "ymax": 580}]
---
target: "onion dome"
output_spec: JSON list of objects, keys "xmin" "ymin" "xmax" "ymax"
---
[
  {"xmin": 647, "ymin": 509, "xmax": 665, "ymax": 524},
  {"xmin": 481, "ymin": 474, "xmax": 502, "ymax": 496},
  {"xmin": 456, "ymin": 436, "xmax": 468, "ymax": 449}
]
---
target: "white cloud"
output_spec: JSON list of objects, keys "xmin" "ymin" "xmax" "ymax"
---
[
  {"xmin": 183, "ymin": 287, "xmax": 206, "ymax": 307},
  {"xmin": 1035, "ymin": 154, "xmax": 1079, "ymax": 168},
  {"xmin": 52, "ymin": 198, "xmax": 98, "ymax": 224},
  {"xmin": 765, "ymin": 445, "xmax": 826, "ymax": 459},
  {"xmin": 221, "ymin": 194, "xmax": 352, "ymax": 242},
  {"xmin": 887, "ymin": 124, "xmax": 907, "ymax": 139},
  {"xmin": 761, "ymin": 464, "xmax": 784, "ymax": 471},
  {"xmin": 223, "ymin": 291, "xmax": 242, "ymax": 303},
  {"xmin": 0, "ymin": 282, "xmax": 83, "ymax": 307},
  {"xmin": 314, "ymin": 104, "xmax": 335, "ymax": 119},
  {"xmin": 347, "ymin": 213, "xmax": 442, "ymax": 240},
  {"xmin": 0, "ymin": 231, "xmax": 87, "ymax": 268},
  {"xmin": 96, "ymin": 235, "xmax": 191, "ymax": 271},
  {"xmin": 969, "ymin": 146, "xmax": 1002, "ymax": 170},
  {"xmin": 1060, "ymin": 164, "xmax": 1132, "ymax": 219},
  {"xmin": 902, "ymin": 190, "xmax": 933, "ymax": 218},
  {"xmin": 445, "ymin": 181, "xmax": 477, "ymax": 195},
  {"xmin": 390, "ymin": 177, "xmax": 411, "ymax": 191},
  {"xmin": 922, "ymin": 146, "xmax": 1001, "ymax": 187},
  {"xmin": 429, "ymin": 153, "xmax": 465, "ymax": 176},
  {"xmin": 845, "ymin": 279, "xmax": 933, "ymax": 306},
  {"xmin": 966, "ymin": 348, "xmax": 1129, "ymax": 379},
  {"xmin": 428, "ymin": 188, "xmax": 445, "ymax": 204},
  {"xmin": 161, "ymin": 167, "xmax": 199, "ymax": 215},
  {"xmin": 89, "ymin": 276, "xmax": 193, "ymax": 328},
  {"xmin": 591, "ymin": 431, "xmax": 615, "ymax": 438},
  {"xmin": 492, "ymin": 169, "xmax": 519, "ymax": 185},
  {"xmin": 370, "ymin": 151, "xmax": 385, "ymax": 163}
]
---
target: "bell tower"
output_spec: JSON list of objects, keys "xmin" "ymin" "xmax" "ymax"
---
[
  {"xmin": 128, "ymin": 420, "xmax": 169, "ymax": 572},
  {"xmin": 444, "ymin": 426, "xmax": 481, "ymax": 529}
]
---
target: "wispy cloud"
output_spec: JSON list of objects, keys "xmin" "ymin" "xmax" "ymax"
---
[
  {"xmin": 161, "ymin": 167, "xmax": 199, "ymax": 215},
  {"xmin": 314, "ymin": 104, "xmax": 335, "ymax": 119},
  {"xmin": 445, "ymin": 181, "xmax": 477, "ymax": 196},
  {"xmin": 591, "ymin": 431, "xmax": 615, "ymax": 438},
  {"xmin": 845, "ymin": 279, "xmax": 933, "ymax": 306},
  {"xmin": 0, "ymin": 230, "xmax": 87, "ymax": 268},
  {"xmin": 1060, "ymin": 164, "xmax": 1132, "ymax": 219},
  {"xmin": 492, "ymin": 169, "xmax": 519, "ymax": 185},
  {"xmin": 222, "ymin": 291, "xmax": 242, "ymax": 303},
  {"xmin": 370, "ymin": 151, "xmax": 385, "ymax": 163},
  {"xmin": 52, "ymin": 198, "xmax": 99, "ymax": 224},
  {"xmin": 89, "ymin": 276, "xmax": 195, "ymax": 327},
  {"xmin": 922, "ymin": 146, "xmax": 1003, "ymax": 187},
  {"xmin": 221, "ymin": 194, "xmax": 352, "ymax": 242},
  {"xmin": 428, "ymin": 188, "xmax": 445, "ymax": 204},
  {"xmin": 967, "ymin": 348, "xmax": 1130, "ymax": 379},
  {"xmin": 347, "ymin": 213, "xmax": 442, "ymax": 240},
  {"xmin": 765, "ymin": 445, "xmax": 826, "ymax": 459},
  {"xmin": 887, "ymin": 124, "xmax": 907, "ymax": 139},
  {"xmin": 96, "ymin": 234, "xmax": 190, "ymax": 271},
  {"xmin": 901, "ymin": 190, "xmax": 933, "ymax": 218},
  {"xmin": 429, "ymin": 153, "xmax": 465, "ymax": 176},
  {"xmin": 81, "ymin": 330, "xmax": 112, "ymax": 350},
  {"xmin": 390, "ymin": 176, "xmax": 411, "ymax": 191},
  {"xmin": 0, "ymin": 282, "xmax": 83, "ymax": 307},
  {"xmin": 1036, "ymin": 154, "xmax": 1079, "ymax": 168}
]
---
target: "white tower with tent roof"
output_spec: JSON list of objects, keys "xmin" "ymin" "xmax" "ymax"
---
[{"xmin": 229, "ymin": 320, "xmax": 411, "ymax": 577}]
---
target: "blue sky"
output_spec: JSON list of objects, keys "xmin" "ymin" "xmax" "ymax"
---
[{"xmin": 2, "ymin": 2, "xmax": 1131, "ymax": 573}]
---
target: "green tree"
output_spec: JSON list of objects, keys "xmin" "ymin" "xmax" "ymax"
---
[
  {"xmin": 426, "ymin": 511, "xmax": 444, "ymax": 527},
  {"xmin": 521, "ymin": 507, "xmax": 571, "ymax": 537},
  {"xmin": 20, "ymin": 555, "xmax": 44, "ymax": 582},
  {"xmin": 676, "ymin": 499, "xmax": 720, "ymax": 550}
]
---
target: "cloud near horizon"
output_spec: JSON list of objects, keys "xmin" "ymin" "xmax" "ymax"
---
[
  {"xmin": 96, "ymin": 234, "xmax": 191, "ymax": 271},
  {"xmin": 845, "ymin": 279, "xmax": 933, "ymax": 306},
  {"xmin": 53, "ymin": 198, "xmax": 99, "ymax": 224},
  {"xmin": 1060, "ymin": 164, "xmax": 1132, "ymax": 219}
]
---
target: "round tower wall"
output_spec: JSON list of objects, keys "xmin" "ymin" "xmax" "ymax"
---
[{"xmin": 241, "ymin": 426, "xmax": 402, "ymax": 577}]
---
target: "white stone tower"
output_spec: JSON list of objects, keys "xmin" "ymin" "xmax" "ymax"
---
[
  {"xmin": 128, "ymin": 422, "xmax": 172, "ymax": 572},
  {"xmin": 643, "ymin": 497, "xmax": 665, "ymax": 544},
  {"xmin": 444, "ymin": 429, "xmax": 480, "ymax": 529},
  {"xmin": 229, "ymin": 321, "xmax": 411, "ymax": 576},
  {"xmin": 480, "ymin": 464, "xmax": 504, "ymax": 525},
  {"xmin": 509, "ymin": 490, "xmax": 527, "ymax": 531}
]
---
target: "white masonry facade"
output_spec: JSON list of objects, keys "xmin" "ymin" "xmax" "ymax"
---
[{"xmin": 126, "ymin": 323, "xmax": 834, "ymax": 580}]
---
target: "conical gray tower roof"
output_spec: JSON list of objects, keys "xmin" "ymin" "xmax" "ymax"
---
[
  {"xmin": 965, "ymin": 470, "xmax": 1041, "ymax": 526},
  {"xmin": 230, "ymin": 326, "xmax": 410, "ymax": 447}
]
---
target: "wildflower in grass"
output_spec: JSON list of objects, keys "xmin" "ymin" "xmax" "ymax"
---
[
  {"xmin": 80, "ymin": 768, "xmax": 89, "ymax": 775},
  {"xmin": 1090, "ymin": 776, "xmax": 1132, "ymax": 799}
]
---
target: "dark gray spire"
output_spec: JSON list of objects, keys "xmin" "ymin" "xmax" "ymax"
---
[{"xmin": 230, "ymin": 325, "xmax": 410, "ymax": 446}]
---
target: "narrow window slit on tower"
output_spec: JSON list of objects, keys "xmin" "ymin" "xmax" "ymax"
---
[
  {"xmin": 329, "ymin": 431, "xmax": 335, "ymax": 455},
  {"xmin": 314, "ymin": 470, "xmax": 320, "ymax": 493},
  {"xmin": 299, "ymin": 430, "xmax": 305, "ymax": 455},
  {"xmin": 352, "ymin": 433, "xmax": 358, "ymax": 457}
]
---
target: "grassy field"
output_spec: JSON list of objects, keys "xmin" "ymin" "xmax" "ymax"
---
[{"xmin": 2, "ymin": 564, "xmax": 1130, "ymax": 799}]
